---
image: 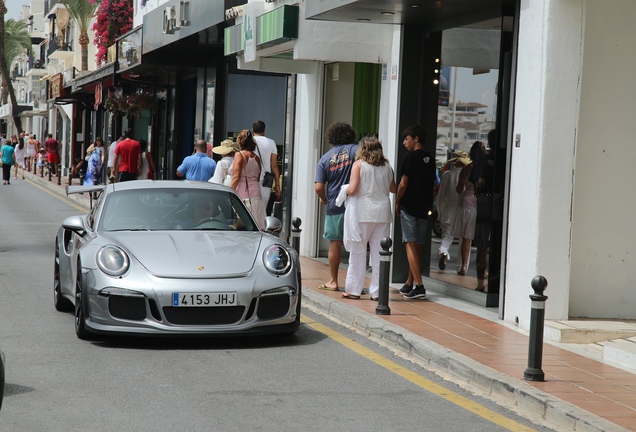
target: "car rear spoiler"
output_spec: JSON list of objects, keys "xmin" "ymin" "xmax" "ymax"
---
[{"xmin": 66, "ymin": 185, "xmax": 106, "ymax": 208}]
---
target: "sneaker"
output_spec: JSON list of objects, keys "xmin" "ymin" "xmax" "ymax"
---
[
  {"xmin": 438, "ymin": 253, "xmax": 447, "ymax": 270},
  {"xmin": 404, "ymin": 285, "xmax": 426, "ymax": 299},
  {"xmin": 399, "ymin": 283, "xmax": 413, "ymax": 294}
]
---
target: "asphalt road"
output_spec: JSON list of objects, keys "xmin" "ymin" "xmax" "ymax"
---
[{"xmin": 0, "ymin": 179, "xmax": 554, "ymax": 431}]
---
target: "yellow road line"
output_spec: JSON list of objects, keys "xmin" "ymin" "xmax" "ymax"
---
[
  {"xmin": 25, "ymin": 178, "xmax": 88, "ymax": 212},
  {"xmin": 302, "ymin": 316, "xmax": 536, "ymax": 432}
]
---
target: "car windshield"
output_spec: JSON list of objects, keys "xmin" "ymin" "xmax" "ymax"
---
[{"xmin": 99, "ymin": 188, "xmax": 259, "ymax": 232}]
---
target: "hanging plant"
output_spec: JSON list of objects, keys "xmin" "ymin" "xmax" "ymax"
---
[{"xmin": 104, "ymin": 91, "xmax": 159, "ymax": 116}]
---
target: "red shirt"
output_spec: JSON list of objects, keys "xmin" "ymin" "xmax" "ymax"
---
[
  {"xmin": 45, "ymin": 138, "xmax": 59, "ymax": 153},
  {"xmin": 114, "ymin": 138, "xmax": 141, "ymax": 173}
]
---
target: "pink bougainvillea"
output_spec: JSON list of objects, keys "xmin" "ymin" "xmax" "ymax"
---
[{"xmin": 91, "ymin": 0, "xmax": 133, "ymax": 66}]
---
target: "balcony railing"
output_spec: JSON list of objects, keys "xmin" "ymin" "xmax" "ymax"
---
[{"xmin": 47, "ymin": 37, "xmax": 73, "ymax": 58}]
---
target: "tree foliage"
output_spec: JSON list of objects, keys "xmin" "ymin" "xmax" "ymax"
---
[{"xmin": 61, "ymin": 0, "xmax": 100, "ymax": 71}]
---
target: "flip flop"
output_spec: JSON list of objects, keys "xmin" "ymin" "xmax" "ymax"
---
[
  {"xmin": 342, "ymin": 293, "xmax": 360, "ymax": 300},
  {"xmin": 318, "ymin": 284, "xmax": 339, "ymax": 291}
]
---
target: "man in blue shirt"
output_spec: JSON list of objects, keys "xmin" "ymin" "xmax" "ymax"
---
[
  {"xmin": 314, "ymin": 122, "xmax": 358, "ymax": 291},
  {"xmin": 176, "ymin": 140, "xmax": 216, "ymax": 181}
]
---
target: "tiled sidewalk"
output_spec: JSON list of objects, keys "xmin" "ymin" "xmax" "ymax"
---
[{"xmin": 301, "ymin": 256, "xmax": 636, "ymax": 431}]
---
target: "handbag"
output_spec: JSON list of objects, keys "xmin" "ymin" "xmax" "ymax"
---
[
  {"xmin": 240, "ymin": 152, "xmax": 253, "ymax": 213},
  {"xmin": 262, "ymin": 171, "xmax": 275, "ymax": 188}
]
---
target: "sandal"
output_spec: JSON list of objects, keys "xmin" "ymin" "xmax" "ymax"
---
[
  {"xmin": 318, "ymin": 284, "xmax": 339, "ymax": 291},
  {"xmin": 342, "ymin": 293, "xmax": 360, "ymax": 300},
  {"xmin": 457, "ymin": 266, "xmax": 466, "ymax": 276}
]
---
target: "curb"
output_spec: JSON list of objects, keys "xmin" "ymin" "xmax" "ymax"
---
[{"xmin": 302, "ymin": 288, "xmax": 628, "ymax": 432}]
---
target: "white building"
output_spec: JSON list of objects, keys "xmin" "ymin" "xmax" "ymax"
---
[{"xmin": 225, "ymin": 0, "xmax": 636, "ymax": 332}]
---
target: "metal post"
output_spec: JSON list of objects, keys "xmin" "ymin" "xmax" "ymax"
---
[
  {"xmin": 376, "ymin": 237, "xmax": 392, "ymax": 315},
  {"xmin": 524, "ymin": 275, "xmax": 548, "ymax": 382},
  {"xmin": 48, "ymin": 162, "xmax": 52, "ymax": 181},
  {"xmin": 57, "ymin": 163, "xmax": 61, "ymax": 185},
  {"xmin": 290, "ymin": 217, "xmax": 302, "ymax": 253}
]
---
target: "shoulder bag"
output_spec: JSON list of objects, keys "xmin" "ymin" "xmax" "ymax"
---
[{"xmin": 255, "ymin": 145, "xmax": 274, "ymax": 188}]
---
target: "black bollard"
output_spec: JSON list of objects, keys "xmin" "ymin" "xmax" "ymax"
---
[
  {"xmin": 524, "ymin": 275, "xmax": 548, "ymax": 382},
  {"xmin": 375, "ymin": 237, "xmax": 392, "ymax": 315},
  {"xmin": 48, "ymin": 162, "xmax": 52, "ymax": 181},
  {"xmin": 290, "ymin": 217, "xmax": 302, "ymax": 253},
  {"xmin": 57, "ymin": 163, "xmax": 62, "ymax": 185}
]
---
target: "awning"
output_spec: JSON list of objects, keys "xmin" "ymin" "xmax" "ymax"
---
[{"xmin": 19, "ymin": 109, "xmax": 48, "ymax": 118}]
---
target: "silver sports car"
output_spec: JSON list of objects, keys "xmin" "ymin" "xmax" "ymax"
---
[{"xmin": 54, "ymin": 180, "xmax": 301, "ymax": 339}]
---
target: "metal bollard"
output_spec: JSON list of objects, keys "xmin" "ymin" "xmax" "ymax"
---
[
  {"xmin": 375, "ymin": 237, "xmax": 392, "ymax": 315},
  {"xmin": 47, "ymin": 162, "xmax": 52, "ymax": 181},
  {"xmin": 524, "ymin": 275, "xmax": 548, "ymax": 382},
  {"xmin": 57, "ymin": 163, "xmax": 61, "ymax": 185},
  {"xmin": 290, "ymin": 217, "xmax": 302, "ymax": 253}
]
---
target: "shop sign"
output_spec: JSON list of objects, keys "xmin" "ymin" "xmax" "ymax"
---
[
  {"xmin": 49, "ymin": 73, "xmax": 63, "ymax": 99},
  {"xmin": 243, "ymin": 2, "xmax": 256, "ymax": 62}
]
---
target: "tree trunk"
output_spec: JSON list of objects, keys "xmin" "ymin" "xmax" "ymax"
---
[
  {"xmin": 0, "ymin": 1, "xmax": 23, "ymax": 132},
  {"xmin": 79, "ymin": 31, "xmax": 89, "ymax": 71}
]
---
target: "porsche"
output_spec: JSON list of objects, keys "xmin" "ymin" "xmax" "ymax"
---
[{"xmin": 54, "ymin": 180, "xmax": 301, "ymax": 339}]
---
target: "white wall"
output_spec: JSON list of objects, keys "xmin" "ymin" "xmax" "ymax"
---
[
  {"xmin": 569, "ymin": 0, "xmax": 636, "ymax": 318},
  {"xmin": 504, "ymin": 0, "xmax": 584, "ymax": 327},
  {"xmin": 292, "ymin": 66, "xmax": 325, "ymax": 258}
]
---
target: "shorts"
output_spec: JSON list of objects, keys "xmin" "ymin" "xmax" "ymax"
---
[
  {"xmin": 47, "ymin": 152, "xmax": 60, "ymax": 164},
  {"xmin": 400, "ymin": 210, "xmax": 427, "ymax": 244},
  {"xmin": 323, "ymin": 213, "xmax": 345, "ymax": 241}
]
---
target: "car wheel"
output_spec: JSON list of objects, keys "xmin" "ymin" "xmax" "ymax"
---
[
  {"xmin": 74, "ymin": 262, "xmax": 92, "ymax": 340},
  {"xmin": 53, "ymin": 242, "xmax": 72, "ymax": 312}
]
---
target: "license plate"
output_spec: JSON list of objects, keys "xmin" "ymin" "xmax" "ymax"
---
[{"xmin": 172, "ymin": 292, "xmax": 237, "ymax": 307}]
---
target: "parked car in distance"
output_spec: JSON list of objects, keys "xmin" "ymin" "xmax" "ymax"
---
[{"xmin": 54, "ymin": 181, "xmax": 301, "ymax": 340}]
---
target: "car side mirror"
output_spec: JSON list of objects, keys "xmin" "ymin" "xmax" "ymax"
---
[
  {"xmin": 62, "ymin": 215, "xmax": 86, "ymax": 236},
  {"xmin": 264, "ymin": 216, "xmax": 282, "ymax": 235}
]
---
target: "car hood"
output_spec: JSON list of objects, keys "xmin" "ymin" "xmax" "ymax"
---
[{"xmin": 105, "ymin": 231, "xmax": 263, "ymax": 277}]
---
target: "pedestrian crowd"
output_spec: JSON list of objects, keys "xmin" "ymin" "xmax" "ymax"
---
[{"xmin": 314, "ymin": 121, "xmax": 494, "ymax": 300}]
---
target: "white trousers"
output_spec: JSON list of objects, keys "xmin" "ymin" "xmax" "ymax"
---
[
  {"xmin": 437, "ymin": 220, "xmax": 453, "ymax": 260},
  {"xmin": 345, "ymin": 222, "xmax": 390, "ymax": 298},
  {"xmin": 260, "ymin": 185, "xmax": 272, "ymax": 216}
]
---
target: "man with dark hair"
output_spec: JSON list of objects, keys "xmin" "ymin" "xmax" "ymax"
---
[
  {"xmin": 44, "ymin": 133, "xmax": 60, "ymax": 176},
  {"xmin": 252, "ymin": 120, "xmax": 280, "ymax": 213},
  {"xmin": 113, "ymin": 128, "xmax": 141, "ymax": 182},
  {"xmin": 176, "ymin": 140, "xmax": 216, "ymax": 181},
  {"xmin": 395, "ymin": 124, "xmax": 437, "ymax": 299},
  {"xmin": 314, "ymin": 122, "xmax": 358, "ymax": 291}
]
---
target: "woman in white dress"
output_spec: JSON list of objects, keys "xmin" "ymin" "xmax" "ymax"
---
[
  {"xmin": 13, "ymin": 135, "xmax": 27, "ymax": 179},
  {"xmin": 342, "ymin": 136, "xmax": 397, "ymax": 300},
  {"xmin": 25, "ymin": 134, "xmax": 39, "ymax": 172},
  {"xmin": 137, "ymin": 139, "xmax": 156, "ymax": 180}
]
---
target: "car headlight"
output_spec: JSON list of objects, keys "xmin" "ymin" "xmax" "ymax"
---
[
  {"xmin": 97, "ymin": 245, "xmax": 130, "ymax": 276},
  {"xmin": 263, "ymin": 245, "xmax": 292, "ymax": 275}
]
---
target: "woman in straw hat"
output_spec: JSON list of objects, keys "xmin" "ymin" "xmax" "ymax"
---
[
  {"xmin": 451, "ymin": 141, "xmax": 486, "ymax": 276},
  {"xmin": 209, "ymin": 139, "xmax": 239, "ymax": 186},
  {"xmin": 436, "ymin": 151, "xmax": 471, "ymax": 271}
]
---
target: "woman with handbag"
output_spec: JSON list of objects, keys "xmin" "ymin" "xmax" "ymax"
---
[{"xmin": 230, "ymin": 130, "xmax": 266, "ymax": 229}]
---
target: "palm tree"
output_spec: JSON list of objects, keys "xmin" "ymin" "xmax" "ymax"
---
[
  {"xmin": 2, "ymin": 19, "xmax": 32, "ymax": 104},
  {"xmin": 0, "ymin": 1, "xmax": 24, "ymax": 132},
  {"xmin": 61, "ymin": 0, "xmax": 100, "ymax": 71}
]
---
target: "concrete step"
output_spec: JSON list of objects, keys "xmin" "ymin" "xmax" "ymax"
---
[
  {"xmin": 603, "ymin": 337, "xmax": 636, "ymax": 371},
  {"xmin": 544, "ymin": 320, "xmax": 636, "ymax": 344}
]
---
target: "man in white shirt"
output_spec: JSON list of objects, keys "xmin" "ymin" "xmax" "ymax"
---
[
  {"xmin": 107, "ymin": 136, "xmax": 123, "ymax": 183},
  {"xmin": 252, "ymin": 120, "xmax": 280, "ymax": 212}
]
